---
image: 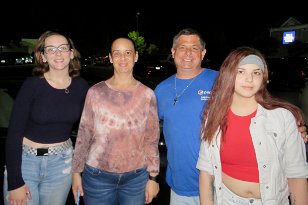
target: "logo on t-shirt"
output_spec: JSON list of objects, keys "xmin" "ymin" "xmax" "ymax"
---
[{"xmin": 198, "ymin": 89, "xmax": 211, "ymax": 101}]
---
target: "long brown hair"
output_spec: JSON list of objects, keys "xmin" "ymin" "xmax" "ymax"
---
[
  {"xmin": 201, "ymin": 46, "xmax": 304, "ymax": 143},
  {"xmin": 32, "ymin": 30, "xmax": 81, "ymax": 78}
]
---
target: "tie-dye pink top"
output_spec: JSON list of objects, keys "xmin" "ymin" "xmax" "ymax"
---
[{"xmin": 72, "ymin": 81, "xmax": 160, "ymax": 173}]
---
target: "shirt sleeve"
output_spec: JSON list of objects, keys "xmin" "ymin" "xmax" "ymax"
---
[
  {"xmin": 144, "ymin": 92, "xmax": 160, "ymax": 173},
  {"xmin": 72, "ymin": 88, "xmax": 95, "ymax": 173},
  {"xmin": 283, "ymin": 110, "xmax": 308, "ymax": 178},
  {"xmin": 5, "ymin": 77, "xmax": 36, "ymax": 190},
  {"xmin": 196, "ymin": 139, "xmax": 214, "ymax": 175}
]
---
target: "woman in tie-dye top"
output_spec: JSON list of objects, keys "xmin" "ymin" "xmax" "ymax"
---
[{"xmin": 72, "ymin": 37, "xmax": 160, "ymax": 205}]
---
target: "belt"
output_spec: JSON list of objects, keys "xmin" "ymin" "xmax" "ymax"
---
[{"xmin": 23, "ymin": 138, "xmax": 72, "ymax": 156}]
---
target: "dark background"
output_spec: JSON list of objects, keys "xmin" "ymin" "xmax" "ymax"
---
[
  {"xmin": 1, "ymin": 2, "xmax": 308, "ymax": 204},
  {"xmin": 2, "ymin": 1, "xmax": 308, "ymax": 61}
]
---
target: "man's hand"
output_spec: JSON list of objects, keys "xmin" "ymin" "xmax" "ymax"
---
[{"xmin": 298, "ymin": 123, "xmax": 308, "ymax": 143}]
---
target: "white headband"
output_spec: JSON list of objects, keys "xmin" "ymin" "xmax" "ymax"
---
[{"xmin": 239, "ymin": 55, "xmax": 264, "ymax": 72}]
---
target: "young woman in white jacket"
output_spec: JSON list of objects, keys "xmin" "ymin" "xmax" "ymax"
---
[{"xmin": 197, "ymin": 46, "xmax": 308, "ymax": 205}]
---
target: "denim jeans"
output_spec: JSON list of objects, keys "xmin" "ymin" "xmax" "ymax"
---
[
  {"xmin": 3, "ymin": 147, "xmax": 73, "ymax": 205},
  {"xmin": 170, "ymin": 189, "xmax": 200, "ymax": 205},
  {"xmin": 82, "ymin": 164, "xmax": 148, "ymax": 205}
]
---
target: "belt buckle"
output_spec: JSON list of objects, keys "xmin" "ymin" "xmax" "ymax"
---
[{"xmin": 37, "ymin": 148, "xmax": 49, "ymax": 156}]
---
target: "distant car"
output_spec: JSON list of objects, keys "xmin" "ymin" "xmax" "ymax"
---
[
  {"xmin": 134, "ymin": 54, "xmax": 218, "ymax": 85},
  {"xmin": 267, "ymin": 57, "xmax": 307, "ymax": 90},
  {"xmin": 0, "ymin": 52, "xmax": 33, "ymax": 66},
  {"xmin": 79, "ymin": 56, "xmax": 94, "ymax": 67},
  {"xmin": 135, "ymin": 54, "xmax": 176, "ymax": 85}
]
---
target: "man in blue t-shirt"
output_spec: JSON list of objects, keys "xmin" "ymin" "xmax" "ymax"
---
[{"xmin": 154, "ymin": 28, "xmax": 218, "ymax": 205}]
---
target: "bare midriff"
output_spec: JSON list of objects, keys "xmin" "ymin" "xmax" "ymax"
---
[
  {"xmin": 23, "ymin": 137, "xmax": 66, "ymax": 148},
  {"xmin": 222, "ymin": 172, "xmax": 261, "ymax": 198}
]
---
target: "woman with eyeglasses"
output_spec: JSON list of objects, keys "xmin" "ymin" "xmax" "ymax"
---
[
  {"xmin": 71, "ymin": 37, "xmax": 160, "ymax": 205},
  {"xmin": 3, "ymin": 30, "xmax": 89, "ymax": 205}
]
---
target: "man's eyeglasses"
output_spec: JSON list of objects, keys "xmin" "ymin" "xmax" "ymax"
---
[{"xmin": 44, "ymin": 44, "xmax": 71, "ymax": 54}]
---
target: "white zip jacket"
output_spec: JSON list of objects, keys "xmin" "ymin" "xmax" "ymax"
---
[{"xmin": 197, "ymin": 104, "xmax": 308, "ymax": 205}]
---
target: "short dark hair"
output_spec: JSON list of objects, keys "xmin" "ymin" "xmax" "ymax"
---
[{"xmin": 172, "ymin": 28, "xmax": 206, "ymax": 49}]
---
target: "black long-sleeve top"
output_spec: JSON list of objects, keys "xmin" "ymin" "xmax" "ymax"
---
[{"xmin": 5, "ymin": 76, "xmax": 89, "ymax": 190}]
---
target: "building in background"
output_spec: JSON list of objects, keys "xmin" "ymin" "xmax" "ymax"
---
[{"xmin": 270, "ymin": 17, "xmax": 308, "ymax": 57}]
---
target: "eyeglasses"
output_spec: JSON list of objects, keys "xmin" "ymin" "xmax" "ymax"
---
[{"xmin": 44, "ymin": 44, "xmax": 71, "ymax": 54}]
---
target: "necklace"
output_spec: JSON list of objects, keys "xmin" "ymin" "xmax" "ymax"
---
[
  {"xmin": 173, "ymin": 75, "xmax": 197, "ymax": 105},
  {"xmin": 44, "ymin": 73, "xmax": 71, "ymax": 94},
  {"xmin": 65, "ymin": 88, "xmax": 70, "ymax": 94},
  {"xmin": 64, "ymin": 78, "xmax": 72, "ymax": 94}
]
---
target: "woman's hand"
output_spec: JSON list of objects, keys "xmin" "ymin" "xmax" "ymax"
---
[
  {"xmin": 8, "ymin": 184, "xmax": 31, "ymax": 205},
  {"xmin": 145, "ymin": 178, "xmax": 159, "ymax": 204},
  {"xmin": 72, "ymin": 172, "xmax": 83, "ymax": 204}
]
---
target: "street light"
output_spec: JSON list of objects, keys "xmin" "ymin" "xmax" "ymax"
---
[{"xmin": 136, "ymin": 12, "xmax": 140, "ymax": 33}]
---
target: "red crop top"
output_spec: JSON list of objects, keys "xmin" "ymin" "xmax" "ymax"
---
[{"xmin": 220, "ymin": 109, "xmax": 259, "ymax": 182}]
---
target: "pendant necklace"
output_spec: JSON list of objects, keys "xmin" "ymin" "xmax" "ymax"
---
[
  {"xmin": 64, "ymin": 78, "xmax": 72, "ymax": 94},
  {"xmin": 173, "ymin": 75, "xmax": 196, "ymax": 105},
  {"xmin": 65, "ymin": 88, "xmax": 70, "ymax": 94},
  {"xmin": 45, "ymin": 73, "xmax": 71, "ymax": 94}
]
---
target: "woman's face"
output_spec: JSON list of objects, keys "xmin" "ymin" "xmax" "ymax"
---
[
  {"xmin": 234, "ymin": 63, "xmax": 263, "ymax": 100},
  {"xmin": 109, "ymin": 38, "xmax": 138, "ymax": 75},
  {"xmin": 41, "ymin": 35, "xmax": 74, "ymax": 72}
]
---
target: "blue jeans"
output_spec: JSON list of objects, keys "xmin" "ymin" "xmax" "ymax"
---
[
  {"xmin": 170, "ymin": 189, "xmax": 200, "ymax": 205},
  {"xmin": 3, "ymin": 147, "xmax": 73, "ymax": 205},
  {"xmin": 82, "ymin": 164, "xmax": 148, "ymax": 205}
]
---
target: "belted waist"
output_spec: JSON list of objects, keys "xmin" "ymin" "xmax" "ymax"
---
[{"xmin": 23, "ymin": 138, "xmax": 72, "ymax": 156}]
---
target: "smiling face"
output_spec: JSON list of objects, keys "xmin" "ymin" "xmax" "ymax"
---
[
  {"xmin": 171, "ymin": 34, "xmax": 206, "ymax": 73},
  {"xmin": 41, "ymin": 34, "xmax": 74, "ymax": 72},
  {"xmin": 109, "ymin": 38, "xmax": 138, "ymax": 75},
  {"xmin": 234, "ymin": 63, "xmax": 263, "ymax": 101}
]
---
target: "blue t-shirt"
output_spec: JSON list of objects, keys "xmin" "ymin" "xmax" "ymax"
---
[{"xmin": 154, "ymin": 68, "xmax": 218, "ymax": 196}]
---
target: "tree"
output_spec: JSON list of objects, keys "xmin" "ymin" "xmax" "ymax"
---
[
  {"xmin": 128, "ymin": 31, "xmax": 147, "ymax": 55},
  {"xmin": 146, "ymin": 44, "xmax": 159, "ymax": 55}
]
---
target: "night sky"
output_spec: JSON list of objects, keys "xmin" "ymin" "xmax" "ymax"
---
[{"xmin": 2, "ymin": 1, "xmax": 308, "ymax": 60}]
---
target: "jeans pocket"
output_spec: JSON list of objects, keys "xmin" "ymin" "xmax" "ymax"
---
[
  {"xmin": 135, "ymin": 167, "xmax": 146, "ymax": 174},
  {"xmin": 84, "ymin": 164, "xmax": 101, "ymax": 176}
]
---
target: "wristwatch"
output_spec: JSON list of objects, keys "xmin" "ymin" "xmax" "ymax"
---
[{"xmin": 149, "ymin": 174, "xmax": 161, "ymax": 183}]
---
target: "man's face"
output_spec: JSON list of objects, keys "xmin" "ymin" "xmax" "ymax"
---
[{"xmin": 171, "ymin": 35, "xmax": 206, "ymax": 71}]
